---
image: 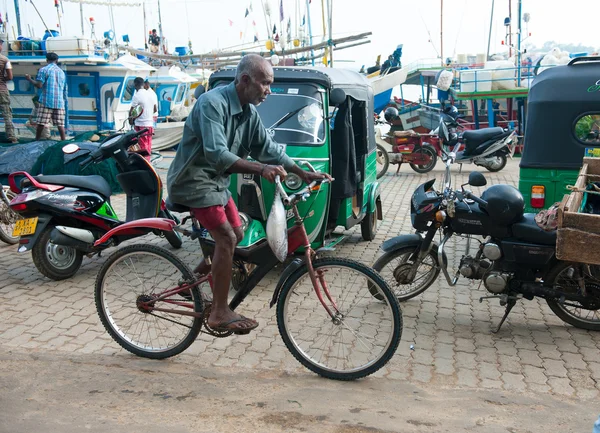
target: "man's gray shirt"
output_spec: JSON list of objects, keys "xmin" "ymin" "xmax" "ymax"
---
[{"xmin": 167, "ymin": 82, "xmax": 295, "ymax": 208}]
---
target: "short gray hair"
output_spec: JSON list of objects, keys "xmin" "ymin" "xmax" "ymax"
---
[{"xmin": 235, "ymin": 53, "xmax": 268, "ymax": 83}]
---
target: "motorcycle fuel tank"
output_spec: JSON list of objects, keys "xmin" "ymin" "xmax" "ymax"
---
[{"xmin": 450, "ymin": 201, "xmax": 510, "ymax": 238}]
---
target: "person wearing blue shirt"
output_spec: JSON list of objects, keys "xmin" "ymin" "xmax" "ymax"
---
[{"xmin": 24, "ymin": 52, "xmax": 68, "ymax": 141}]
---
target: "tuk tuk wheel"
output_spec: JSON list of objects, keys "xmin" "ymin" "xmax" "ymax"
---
[{"xmin": 361, "ymin": 205, "xmax": 379, "ymax": 241}]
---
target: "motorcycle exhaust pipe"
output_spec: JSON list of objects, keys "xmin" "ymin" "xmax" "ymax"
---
[
  {"xmin": 520, "ymin": 282, "xmax": 588, "ymax": 303},
  {"xmin": 49, "ymin": 226, "xmax": 96, "ymax": 253}
]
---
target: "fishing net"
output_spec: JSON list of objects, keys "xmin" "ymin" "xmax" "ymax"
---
[{"xmin": 30, "ymin": 132, "xmax": 123, "ymax": 193}]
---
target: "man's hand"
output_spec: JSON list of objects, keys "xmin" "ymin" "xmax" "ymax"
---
[
  {"xmin": 299, "ymin": 170, "xmax": 332, "ymax": 184},
  {"xmin": 25, "ymin": 74, "xmax": 31, "ymax": 81},
  {"xmin": 261, "ymin": 164, "xmax": 287, "ymax": 183}
]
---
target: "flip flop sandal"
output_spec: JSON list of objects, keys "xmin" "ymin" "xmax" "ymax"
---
[{"xmin": 211, "ymin": 316, "xmax": 259, "ymax": 335}]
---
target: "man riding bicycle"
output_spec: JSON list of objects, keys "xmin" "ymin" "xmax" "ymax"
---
[{"xmin": 167, "ymin": 54, "xmax": 328, "ymax": 335}]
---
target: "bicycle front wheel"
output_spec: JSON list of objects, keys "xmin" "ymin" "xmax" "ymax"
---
[
  {"xmin": 276, "ymin": 258, "xmax": 402, "ymax": 380},
  {"xmin": 95, "ymin": 244, "xmax": 203, "ymax": 359}
]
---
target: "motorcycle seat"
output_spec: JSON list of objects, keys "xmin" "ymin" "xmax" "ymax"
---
[
  {"xmin": 165, "ymin": 197, "xmax": 190, "ymax": 213},
  {"xmin": 462, "ymin": 127, "xmax": 505, "ymax": 147},
  {"xmin": 33, "ymin": 175, "xmax": 112, "ymax": 198},
  {"xmin": 511, "ymin": 213, "xmax": 557, "ymax": 246}
]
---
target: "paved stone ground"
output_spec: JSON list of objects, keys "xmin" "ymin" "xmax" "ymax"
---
[{"xmin": 1, "ymin": 157, "xmax": 600, "ymax": 402}]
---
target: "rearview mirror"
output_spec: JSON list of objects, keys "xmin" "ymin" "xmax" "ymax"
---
[
  {"xmin": 62, "ymin": 143, "xmax": 80, "ymax": 154},
  {"xmin": 129, "ymin": 105, "xmax": 143, "ymax": 119},
  {"xmin": 468, "ymin": 171, "xmax": 487, "ymax": 187},
  {"xmin": 329, "ymin": 88, "xmax": 346, "ymax": 106}
]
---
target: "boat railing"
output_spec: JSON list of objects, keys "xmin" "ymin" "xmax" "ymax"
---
[
  {"xmin": 454, "ymin": 63, "xmax": 558, "ymax": 93},
  {"xmin": 6, "ymin": 38, "xmax": 102, "ymax": 59},
  {"xmin": 403, "ymin": 58, "xmax": 443, "ymax": 76}
]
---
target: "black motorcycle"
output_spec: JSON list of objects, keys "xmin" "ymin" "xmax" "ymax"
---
[
  {"xmin": 8, "ymin": 128, "xmax": 182, "ymax": 281},
  {"xmin": 373, "ymin": 145, "xmax": 600, "ymax": 332}
]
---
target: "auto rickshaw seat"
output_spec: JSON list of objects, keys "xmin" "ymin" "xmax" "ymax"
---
[
  {"xmin": 393, "ymin": 130, "xmax": 419, "ymax": 138},
  {"xmin": 511, "ymin": 213, "xmax": 557, "ymax": 246},
  {"xmin": 462, "ymin": 127, "xmax": 505, "ymax": 147}
]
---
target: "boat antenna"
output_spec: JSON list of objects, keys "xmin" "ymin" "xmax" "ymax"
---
[{"xmin": 157, "ymin": 0, "xmax": 164, "ymax": 53}]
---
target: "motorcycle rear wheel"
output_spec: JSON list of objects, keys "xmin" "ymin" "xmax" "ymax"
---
[
  {"xmin": 32, "ymin": 225, "xmax": 83, "ymax": 281},
  {"xmin": 409, "ymin": 146, "xmax": 438, "ymax": 174},
  {"xmin": 483, "ymin": 154, "xmax": 507, "ymax": 172},
  {"xmin": 375, "ymin": 144, "xmax": 389, "ymax": 179},
  {"xmin": 545, "ymin": 262, "xmax": 600, "ymax": 331}
]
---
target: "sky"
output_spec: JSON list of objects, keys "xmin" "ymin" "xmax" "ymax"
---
[{"xmin": 2, "ymin": 0, "xmax": 597, "ymax": 70}]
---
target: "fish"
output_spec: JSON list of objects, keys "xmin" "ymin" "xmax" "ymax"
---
[{"xmin": 266, "ymin": 188, "xmax": 288, "ymax": 262}]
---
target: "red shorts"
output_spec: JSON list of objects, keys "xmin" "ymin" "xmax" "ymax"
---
[
  {"xmin": 134, "ymin": 126, "xmax": 153, "ymax": 161},
  {"xmin": 191, "ymin": 197, "xmax": 242, "ymax": 230}
]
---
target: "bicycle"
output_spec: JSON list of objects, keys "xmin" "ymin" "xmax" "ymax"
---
[
  {"xmin": 94, "ymin": 176, "xmax": 402, "ymax": 380},
  {"xmin": 0, "ymin": 184, "xmax": 21, "ymax": 245}
]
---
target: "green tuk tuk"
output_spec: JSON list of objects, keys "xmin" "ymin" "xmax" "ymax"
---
[
  {"xmin": 519, "ymin": 57, "xmax": 600, "ymax": 213},
  {"xmin": 207, "ymin": 66, "xmax": 383, "ymax": 250}
]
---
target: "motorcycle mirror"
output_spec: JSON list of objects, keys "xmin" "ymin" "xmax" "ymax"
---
[
  {"xmin": 129, "ymin": 105, "xmax": 143, "ymax": 120},
  {"xmin": 62, "ymin": 143, "xmax": 80, "ymax": 154},
  {"xmin": 329, "ymin": 88, "xmax": 346, "ymax": 106},
  {"xmin": 468, "ymin": 172, "xmax": 487, "ymax": 187}
]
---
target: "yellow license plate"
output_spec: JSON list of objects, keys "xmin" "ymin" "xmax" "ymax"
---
[{"xmin": 12, "ymin": 217, "xmax": 38, "ymax": 236}]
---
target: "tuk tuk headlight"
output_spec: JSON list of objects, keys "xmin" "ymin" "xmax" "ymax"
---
[
  {"xmin": 284, "ymin": 173, "xmax": 303, "ymax": 190},
  {"xmin": 239, "ymin": 212, "xmax": 251, "ymax": 232}
]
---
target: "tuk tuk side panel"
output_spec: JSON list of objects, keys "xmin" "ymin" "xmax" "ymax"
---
[{"xmin": 519, "ymin": 167, "xmax": 579, "ymax": 213}]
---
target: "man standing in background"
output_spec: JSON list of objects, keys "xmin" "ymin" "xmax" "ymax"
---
[
  {"xmin": 0, "ymin": 38, "xmax": 18, "ymax": 143},
  {"xmin": 144, "ymin": 79, "xmax": 158, "ymax": 125},
  {"xmin": 24, "ymin": 52, "xmax": 67, "ymax": 141},
  {"xmin": 130, "ymin": 77, "xmax": 157, "ymax": 160}
]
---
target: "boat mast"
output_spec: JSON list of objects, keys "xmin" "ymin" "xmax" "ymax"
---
[
  {"xmin": 508, "ymin": 0, "xmax": 512, "ymax": 57},
  {"xmin": 79, "ymin": 0, "xmax": 84, "ymax": 36},
  {"xmin": 440, "ymin": 0, "xmax": 443, "ymax": 64},
  {"xmin": 326, "ymin": 0, "xmax": 332, "ymax": 67},
  {"xmin": 305, "ymin": 0, "xmax": 315, "ymax": 66},
  {"xmin": 14, "ymin": 0, "xmax": 22, "ymax": 36},
  {"xmin": 486, "ymin": 0, "xmax": 494, "ymax": 61},
  {"xmin": 143, "ymin": 0, "xmax": 148, "ymax": 49},
  {"xmin": 157, "ymin": 0, "xmax": 164, "ymax": 53},
  {"xmin": 516, "ymin": 0, "xmax": 522, "ymax": 85}
]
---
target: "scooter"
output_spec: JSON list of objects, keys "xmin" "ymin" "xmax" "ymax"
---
[
  {"xmin": 438, "ymin": 111, "xmax": 517, "ymax": 173},
  {"xmin": 8, "ymin": 126, "xmax": 182, "ymax": 280}
]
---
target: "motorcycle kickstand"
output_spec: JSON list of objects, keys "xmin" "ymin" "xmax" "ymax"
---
[
  {"xmin": 492, "ymin": 298, "xmax": 517, "ymax": 334},
  {"xmin": 396, "ymin": 164, "xmax": 402, "ymax": 175}
]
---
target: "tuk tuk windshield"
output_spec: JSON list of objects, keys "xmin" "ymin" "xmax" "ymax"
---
[{"xmin": 258, "ymin": 83, "xmax": 325, "ymax": 145}]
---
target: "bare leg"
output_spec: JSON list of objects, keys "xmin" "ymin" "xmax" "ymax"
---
[
  {"xmin": 57, "ymin": 126, "xmax": 66, "ymax": 141},
  {"xmin": 206, "ymin": 222, "xmax": 256, "ymax": 331},
  {"xmin": 35, "ymin": 124, "xmax": 44, "ymax": 141}
]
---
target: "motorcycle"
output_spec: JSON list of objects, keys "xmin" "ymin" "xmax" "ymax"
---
[
  {"xmin": 0, "ymin": 184, "xmax": 20, "ymax": 244},
  {"xmin": 439, "ymin": 109, "xmax": 517, "ymax": 173},
  {"xmin": 8, "ymin": 124, "xmax": 182, "ymax": 280},
  {"xmin": 372, "ymin": 142, "xmax": 600, "ymax": 332},
  {"xmin": 375, "ymin": 112, "xmax": 439, "ymax": 177}
]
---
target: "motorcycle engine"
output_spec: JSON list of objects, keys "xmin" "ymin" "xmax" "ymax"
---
[
  {"xmin": 484, "ymin": 273, "xmax": 508, "ymax": 293},
  {"xmin": 458, "ymin": 256, "xmax": 491, "ymax": 279}
]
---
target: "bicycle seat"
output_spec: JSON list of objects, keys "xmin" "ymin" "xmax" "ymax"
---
[{"xmin": 166, "ymin": 197, "xmax": 190, "ymax": 213}]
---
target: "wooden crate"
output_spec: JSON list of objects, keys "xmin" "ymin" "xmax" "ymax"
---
[{"xmin": 556, "ymin": 158, "xmax": 600, "ymax": 265}]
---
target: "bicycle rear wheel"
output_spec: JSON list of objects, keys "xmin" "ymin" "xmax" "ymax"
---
[
  {"xmin": 276, "ymin": 258, "xmax": 402, "ymax": 380},
  {"xmin": 0, "ymin": 187, "xmax": 20, "ymax": 245},
  {"xmin": 95, "ymin": 244, "xmax": 203, "ymax": 359}
]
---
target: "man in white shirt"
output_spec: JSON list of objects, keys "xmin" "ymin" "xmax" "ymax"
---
[
  {"xmin": 130, "ymin": 77, "xmax": 157, "ymax": 160},
  {"xmin": 144, "ymin": 79, "xmax": 158, "ymax": 125}
]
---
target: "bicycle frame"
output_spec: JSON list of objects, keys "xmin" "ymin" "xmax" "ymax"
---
[{"xmin": 132, "ymin": 179, "xmax": 340, "ymax": 321}]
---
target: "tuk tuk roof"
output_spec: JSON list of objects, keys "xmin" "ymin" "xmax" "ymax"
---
[
  {"xmin": 520, "ymin": 57, "xmax": 600, "ymax": 170},
  {"xmin": 209, "ymin": 66, "xmax": 373, "ymax": 102}
]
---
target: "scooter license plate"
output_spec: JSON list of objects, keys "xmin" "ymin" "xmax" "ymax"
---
[{"xmin": 12, "ymin": 217, "xmax": 38, "ymax": 236}]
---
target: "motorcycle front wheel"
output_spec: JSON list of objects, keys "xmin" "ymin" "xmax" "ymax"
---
[
  {"xmin": 372, "ymin": 245, "xmax": 440, "ymax": 301},
  {"xmin": 375, "ymin": 144, "xmax": 389, "ymax": 179},
  {"xmin": 545, "ymin": 262, "xmax": 600, "ymax": 331}
]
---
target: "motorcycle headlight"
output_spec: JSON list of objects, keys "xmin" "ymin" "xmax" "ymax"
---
[
  {"xmin": 239, "ymin": 212, "xmax": 251, "ymax": 232},
  {"xmin": 284, "ymin": 173, "xmax": 303, "ymax": 190}
]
